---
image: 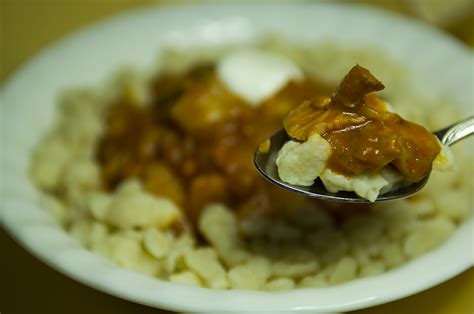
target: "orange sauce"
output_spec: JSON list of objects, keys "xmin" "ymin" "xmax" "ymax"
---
[
  {"xmin": 96, "ymin": 65, "xmax": 334, "ymax": 226},
  {"xmin": 284, "ymin": 65, "xmax": 441, "ymax": 182}
]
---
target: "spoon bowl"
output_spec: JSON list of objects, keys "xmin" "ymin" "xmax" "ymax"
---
[{"xmin": 254, "ymin": 117, "xmax": 474, "ymax": 203}]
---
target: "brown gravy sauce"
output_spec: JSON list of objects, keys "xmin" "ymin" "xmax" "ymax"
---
[
  {"xmin": 96, "ymin": 65, "xmax": 349, "ymax": 227},
  {"xmin": 284, "ymin": 65, "xmax": 441, "ymax": 182}
]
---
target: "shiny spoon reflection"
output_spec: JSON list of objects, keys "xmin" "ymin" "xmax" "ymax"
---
[{"xmin": 254, "ymin": 117, "xmax": 474, "ymax": 203}]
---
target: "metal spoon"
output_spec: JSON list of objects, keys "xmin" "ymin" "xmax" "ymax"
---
[{"xmin": 254, "ymin": 116, "xmax": 474, "ymax": 203}]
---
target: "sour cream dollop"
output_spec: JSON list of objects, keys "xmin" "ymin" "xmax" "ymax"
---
[{"xmin": 217, "ymin": 50, "xmax": 304, "ymax": 106}]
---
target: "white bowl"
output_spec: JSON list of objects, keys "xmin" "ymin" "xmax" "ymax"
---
[{"xmin": 1, "ymin": 3, "xmax": 473, "ymax": 312}]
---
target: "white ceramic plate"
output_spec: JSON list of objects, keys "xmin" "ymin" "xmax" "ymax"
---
[{"xmin": 1, "ymin": 3, "xmax": 473, "ymax": 313}]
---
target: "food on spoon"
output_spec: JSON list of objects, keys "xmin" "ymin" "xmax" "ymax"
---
[{"xmin": 277, "ymin": 65, "xmax": 452, "ymax": 201}]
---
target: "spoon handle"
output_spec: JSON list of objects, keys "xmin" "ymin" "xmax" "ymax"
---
[{"xmin": 434, "ymin": 116, "xmax": 474, "ymax": 146}]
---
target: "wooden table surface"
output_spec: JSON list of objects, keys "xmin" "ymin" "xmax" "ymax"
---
[{"xmin": 1, "ymin": 1, "xmax": 473, "ymax": 313}]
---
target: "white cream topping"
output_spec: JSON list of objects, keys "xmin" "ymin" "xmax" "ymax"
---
[{"xmin": 217, "ymin": 50, "xmax": 303, "ymax": 106}]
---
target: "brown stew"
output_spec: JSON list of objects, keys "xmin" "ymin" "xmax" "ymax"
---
[
  {"xmin": 96, "ymin": 65, "xmax": 334, "ymax": 226},
  {"xmin": 284, "ymin": 65, "xmax": 441, "ymax": 182}
]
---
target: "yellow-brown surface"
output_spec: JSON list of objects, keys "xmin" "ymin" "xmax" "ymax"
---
[{"xmin": 1, "ymin": 1, "xmax": 473, "ymax": 313}]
